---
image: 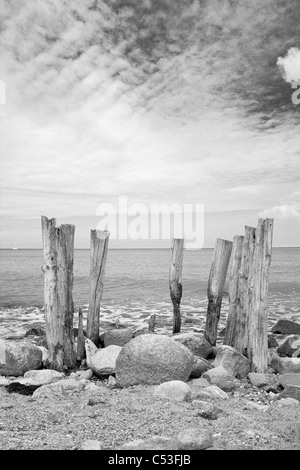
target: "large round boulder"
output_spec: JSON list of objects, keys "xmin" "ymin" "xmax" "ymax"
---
[
  {"xmin": 0, "ymin": 340, "xmax": 42, "ymax": 376},
  {"xmin": 115, "ymin": 334, "xmax": 194, "ymax": 387}
]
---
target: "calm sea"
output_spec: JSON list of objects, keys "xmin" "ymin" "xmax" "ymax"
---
[{"xmin": 0, "ymin": 248, "xmax": 299, "ymax": 310}]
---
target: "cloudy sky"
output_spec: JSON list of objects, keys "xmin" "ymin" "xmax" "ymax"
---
[{"xmin": 0, "ymin": 0, "xmax": 299, "ymax": 248}]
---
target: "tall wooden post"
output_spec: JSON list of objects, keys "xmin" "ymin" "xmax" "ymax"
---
[
  {"xmin": 76, "ymin": 307, "xmax": 85, "ymax": 363},
  {"xmin": 224, "ymin": 235, "xmax": 244, "ymax": 347},
  {"xmin": 233, "ymin": 226, "xmax": 256, "ymax": 354},
  {"xmin": 87, "ymin": 230, "xmax": 110, "ymax": 346},
  {"xmin": 204, "ymin": 238, "xmax": 232, "ymax": 346},
  {"xmin": 41, "ymin": 216, "xmax": 76, "ymax": 371},
  {"xmin": 246, "ymin": 218, "xmax": 273, "ymax": 372},
  {"xmin": 169, "ymin": 238, "xmax": 184, "ymax": 334}
]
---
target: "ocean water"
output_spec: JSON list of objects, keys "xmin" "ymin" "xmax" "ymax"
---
[{"xmin": 0, "ymin": 248, "xmax": 299, "ymax": 338}]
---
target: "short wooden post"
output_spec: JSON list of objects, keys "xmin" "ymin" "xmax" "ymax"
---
[
  {"xmin": 246, "ymin": 218, "xmax": 273, "ymax": 372},
  {"xmin": 169, "ymin": 238, "xmax": 184, "ymax": 334},
  {"xmin": 41, "ymin": 216, "xmax": 76, "ymax": 371},
  {"xmin": 87, "ymin": 230, "xmax": 110, "ymax": 346},
  {"xmin": 148, "ymin": 313, "xmax": 156, "ymax": 332},
  {"xmin": 224, "ymin": 235, "xmax": 244, "ymax": 347},
  {"xmin": 76, "ymin": 307, "xmax": 85, "ymax": 363},
  {"xmin": 204, "ymin": 238, "xmax": 233, "ymax": 346},
  {"xmin": 233, "ymin": 226, "xmax": 256, "ymax": 354}
]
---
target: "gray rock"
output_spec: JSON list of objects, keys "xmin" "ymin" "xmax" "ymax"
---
[
  {"xmin": 190, "ymin": 357, "xmax": 212, "ymax": 378},
  {"xmin": 214, "ymin": 345, "xmax": 251, "ymax": 378},
  {"xmin": 85, "ymin": 338, "xmax": 98, "ymax": 368},
  {"xmin": 270, "ymin": 353, "xmax": 300, "ymax": 374},
  {"xmin": 117, "ymin": 436, "xmax": 178, "ymax": 450},
  {"xmin": 0, "ymin": 340, "xmax": 42, "ymax": 376},
  {"xmin": 248, "ymin": 372, "xmax": 279, "ymax": 388},
  {"xmin": 32, "ymin": 378, "xmax": 89, "ymax": 398},
  {"xmin": 107, "ymin": 375, "xmax": 117, "ymax": 387},
  {"xmin": 82, "ymin": 440, "xmax": 104, "ymax": 450},
  {"xmin": 277, "ymin": 335, "xmax": 300, "ymax": 357},
  {"xmin": 276, "ymin": 386, "xmax": 300, "ymax": 402},
  {"xmin": 90, "ymin": 345, "xmax": 122, "ymax": 377},
  {"xmin": 278, "ymin": 373, "xmax": 300, "ymax": 389},
  {"xmin": 189, "ymin": 377, "xmax": 210, "ymax": 388},
  {"xmin": 271, "ymin": 319, "xmax": 300, "ymax": 335},
  {"xmin": 191, "ymin": 385, "xmax": 229, "ymax": 400},
  {"xmin": 23, "ymin": 369, "xmax": 64, "ymax": 385},
  {"xmin": 85, "ymin": 382, "xmax": 101, "ymax": 392},
  {"xmin": 104, "ymin": 328, "xmax": 133, "ymax": 347},
  {"xmin": 154, "ymin": 380, "xmax": 192, "ymax": 402},
  {"xmin": 115, "ymin": 334, "xmax": 194, "ymax": 387},
  {"xmin": 0, "ymin": 376, "xmax": 10, "ymax": 386},
  {"xmin": 76, "ymin": 369, "xmax": 93, "ymax": 380},
  {"xmin": 191, "ymin": 400, "xmax": 222, "ymax": 418},
  {"xmin": 276, "ymin": 397, "xmax": 300, "ymax": 406},
  {"xmin": 177, "ymin": 428, "xmax": 213, "ymax": 450},
  {"xmin": 202, "ymin": 366, "xmax": 233, "ymax": 390},
  {"xmin": 172, "ymin": 333, "xmax": 213, "ymax": 359},
  {"xmin": 244, "ymin": 401, "xmax": 269, "ymax": 412}
]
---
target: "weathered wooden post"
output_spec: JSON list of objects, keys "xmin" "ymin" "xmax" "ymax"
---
[
  {"xmin": 169, "ymin": 238, "xmax": 184, "ymax": 334},
  {"xmin": 41, "ymin": 216, "xmax": 76, "ymax": 371},
  {"xmin": 233, "ymin": 226, "xmax": 256, "ymax": 354},
  {"xmin": 246, "ymin": 218, "xmax": 273, "ymax": 372},
  {"xmin": 148, "ymin": 313, "xmax": 156, "ymax": 332},
  {"xmin": 224, "ymin": 235, "xmax": 244, "ymax": 347},
  {"xmin": 87, "ymin": 229, "xmax": 110, "ymax": 346},
  {"xmin": 76, "ymin": 307, "xmax": 85, "ymax": 363},
  {"xmin": 204, "ymin": 238, "xmax": 232, "ymax": 346}
]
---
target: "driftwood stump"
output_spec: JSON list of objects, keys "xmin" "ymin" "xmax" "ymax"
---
[
  {"xmin": 204, "ymin": 238, "xmax": 232, "ymax": 346},
  {"xmin": 169, "ymin": 238, "xmax": 184, "ymax": 334},
  {"xmin": 87, "ymin": 229, "xmax": 110, "ymax": 346},
  {"xmin": 224, "ymin": 235, "xmax": 244, "ymax": 347},
  {"xmin": 41, "ymin": 216, "xmax": 76, "ymax": 371},
  {"xmin": 246, "ymin": 218, "xmax": 273, "ymax": 372}
]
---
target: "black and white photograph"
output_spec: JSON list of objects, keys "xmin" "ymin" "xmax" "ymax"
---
[{"xmin": 0, "ymin": 0, "xmax": 300, "ymax": 455}]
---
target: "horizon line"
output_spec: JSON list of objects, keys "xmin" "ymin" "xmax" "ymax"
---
[{"xmin": 1, "ymin": 246, "xmax": 299, "ymax": 250}]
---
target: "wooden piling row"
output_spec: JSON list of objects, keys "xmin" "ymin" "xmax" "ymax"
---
[{"xmin": 41, "ymin": 214, "xmax": 273, "ymax": 373}]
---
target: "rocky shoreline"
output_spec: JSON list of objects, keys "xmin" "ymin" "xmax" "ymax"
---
[{"xmin": 1, "ymin": 317, "xmax": 300, "ymax": 450}]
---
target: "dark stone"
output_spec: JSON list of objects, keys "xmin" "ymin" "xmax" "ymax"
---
[
  {"xmin": 25, "ymin": 327, "xmax": 45, "ymax": 337},
  {"xmin": 277, "ymin": 335, "xmax": 300, "ymax": 357},
  {"xmin": 196, "ymin": 410, "xmax": 218, "ymax": 420},
  {"xmin": 271, "ymin": 320, "xmax": 300, "ymax": 335},
  {"xmin": 276, "ymin": 385, "xmax": 300, "ymax": 402},
  {"xmin": 5, "ymin": 382, "xmax": 42, "ymax": 396},
  {"xmin": 268, "ymin": 336, "xmax": 279, "ymax": 348}
]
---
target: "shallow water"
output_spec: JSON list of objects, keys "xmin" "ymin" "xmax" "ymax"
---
[{"xmin": 0, "ymin": 247, "xmax": 299, "ymax": 339}]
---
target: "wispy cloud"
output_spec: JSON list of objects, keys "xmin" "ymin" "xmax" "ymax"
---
[
  {"xmin": 259, "ymin": 203, "xmax": 300, "ymax": 219},
  {"xmin": 0, "ymin": 0, "xmax": 299, "ymax": 246}
]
